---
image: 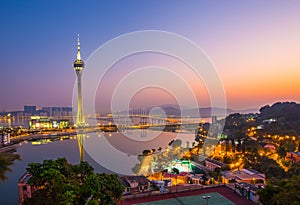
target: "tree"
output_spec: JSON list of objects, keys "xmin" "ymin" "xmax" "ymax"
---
[
  {"xmin": 142, "ymin": 149, "xmax": 151, "ymax": 156},
  {"xmin": 283, "ymin": 142, "xmax": 296, "ymax": 152},
  {"xmin": 223, "ymin": 155, "xmax": 232, "ymax": 164},
  {"xmin": 0, "ymin": 152, "xmax": 20, "ymax": 182},
  {"xmin": 209, "ymin": 168, "xmax": 222, "ymax": 182},
  {"xmin": 170, "ymin": 139, "xmax": 182, "ymax": 148},
  {"xmin": 24, "ymin": 158, "xmax": 124, "ymax": 205},
  {"xmin": 97, "ymin": 173, "xmax": 124, "ymax": 204},
  {"xmin": 171, "ymin": 167, "xmax": 179, "ymax": 174},
  {"xmin": 257, "ymin": 175, "xmax": 300, "ymax": 205},
  {"xmin": 243, "ymin": 139, "xmax": 263, "ymax": 154},
  {"xmin": 287, "ymin": 164, "xmax": 300, "ymax": 177},
  {"xmin": 256, "ymin": 184, "xmax": 279, "ymax": 205},
  {"xmin": 265, "ymin": 165, "xmax": 286, "ymax": 179}
]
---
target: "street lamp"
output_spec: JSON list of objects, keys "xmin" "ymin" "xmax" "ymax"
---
[{"xmin": 202, "ymin": 195, "xmax": 211, "ymax": 205}]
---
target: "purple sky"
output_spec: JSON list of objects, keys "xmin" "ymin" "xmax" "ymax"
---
[{"xmin": 1, "ymin": 0, "xmax": 300, "ymax": 112}]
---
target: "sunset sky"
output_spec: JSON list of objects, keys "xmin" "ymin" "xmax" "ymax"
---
[{"xmin": 1, "ymin": 0, "xmax": 300, "ymax": 112}]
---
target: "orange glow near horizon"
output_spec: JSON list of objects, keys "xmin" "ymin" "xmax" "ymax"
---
[{"xmin": 95, "ymin": 49, "xmax": 300, "ymax": 112}]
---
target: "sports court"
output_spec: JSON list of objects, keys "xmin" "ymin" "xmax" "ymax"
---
[
  {"xmin": 134, "ymin": 192, "xmax": 235, "ymax": 205},
  {"xmin": 124, "ymin": 186, "xmax": 255, "ymax": 205}
]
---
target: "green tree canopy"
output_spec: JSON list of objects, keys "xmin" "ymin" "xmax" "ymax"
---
[
  {"xmin": 257, "ymin": 175, "xmax": 300, "ymax": 205},
  {"xmin": 24, "ymin": 158, "xmax": 124, "ymax": 205}
]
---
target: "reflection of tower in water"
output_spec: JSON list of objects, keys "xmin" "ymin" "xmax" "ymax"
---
[
  {"xmin": 141, "ymin": 128, "xmax": 147, "ymax": 138},
  {"xmin": 140, "ymin": 108, "xmax": 147, "ymax": 138},
  {"xmin": 77, "ymin": 134, "xmax": 85, "ymax": 161},
  {"xmin": 7, "ymin": 118, "xmax": 11, "ymax": 128}
]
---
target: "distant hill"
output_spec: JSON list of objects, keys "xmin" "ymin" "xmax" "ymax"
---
[
  {"xmin": 116, "ymin": 104, "xmax": 258, "ymax": 118},
  {"xmin": 259, "ymin": 102, "xmax": 300, "ymax": 121},
  {"xmin": 258, "ymin": 102, "xmax": 300, "ymax": 135},
  {"xmin": 224, "ymin": 101, "xmax": 300, "ymax": 136}
]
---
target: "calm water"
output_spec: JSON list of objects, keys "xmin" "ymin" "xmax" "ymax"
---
[
  {"xmin": 0, "ymin": 130, "xmax": 197, "ymax": 205},
  {"xmin": 0, "ymin": 119, "xmax": 30, "ymax": 128},
  {"xmin": 0, "ymin": 137, "xmax": 113, "ymax": 205}
]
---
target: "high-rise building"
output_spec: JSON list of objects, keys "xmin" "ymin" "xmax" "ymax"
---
[
  {"xmin": 51, "ymin": 107, "xmax": 61, "ymax": 117},
  {"xmin": 40, "ymin": 107, "xmax": 72, "ymax": 117},
  {"xmin": 61, "ymin": 107, "xmax": 72, "ymax": 116},
  {"xmin": 73, "ymin": 35, "xmax": 85, "ymax": 127},
  {"xmin": 41, "ymin": 107, "xmax": 51, "ymax": 116},
  {"xmin": 24, "ymin": 106, "xmax": 37, "ymax": 115}
]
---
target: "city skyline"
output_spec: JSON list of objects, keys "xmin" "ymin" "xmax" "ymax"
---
[{"xmin": 1, "ymin": 1, "xmax": 300, "ymax": 112}]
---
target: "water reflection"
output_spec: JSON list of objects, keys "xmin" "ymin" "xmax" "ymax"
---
[
  {"xmin": 0, "ymin": 118, "xmax": 29, "ymax": 128},
  {"xmin": 132, "ymin": 139, "xmax": 190, "ymax": 176},
  {"xmin": 0, "ymin": 137, "xmax": 114, "ymax": 205},
  {"xmin": 82, "ymin": 130, "xmax": 196, "ymax": 175},
  {"xmin": 77, "ymin": 134, "xmax": 85, "ymax": 161}
]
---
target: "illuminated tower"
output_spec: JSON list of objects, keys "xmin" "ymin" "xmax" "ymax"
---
[{"xmin": 73, "ymin": 35, "xmax": 85, "ymax": 127}]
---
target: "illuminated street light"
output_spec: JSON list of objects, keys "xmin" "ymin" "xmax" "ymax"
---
[{"xmin": 203, "ymin": 195, "xmax": 211, "ymax": 205}]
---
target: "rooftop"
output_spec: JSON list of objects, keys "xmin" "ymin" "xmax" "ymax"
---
[
  {"xmin": 223, "ymin": 168, "xmax": 265, "ymax": 181},
  {"xmin": 205, "ymin": 158, "xmax": 227, "ymax": 167},
  {"xmin": 120, "ymin": 175, "xmax": 149, "ymax": 187},
  {"xmin": 288, "ymin": 152, "xmax": 300, "ymax": 157},
  {"xmin": 18, "ymin": 173, "xmax": 31, "ymax": 184}
]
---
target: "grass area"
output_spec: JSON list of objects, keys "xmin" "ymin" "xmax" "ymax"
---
[{"xmin": 134, "ymin": 192, "xmax": 235, "ymax": 205}]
